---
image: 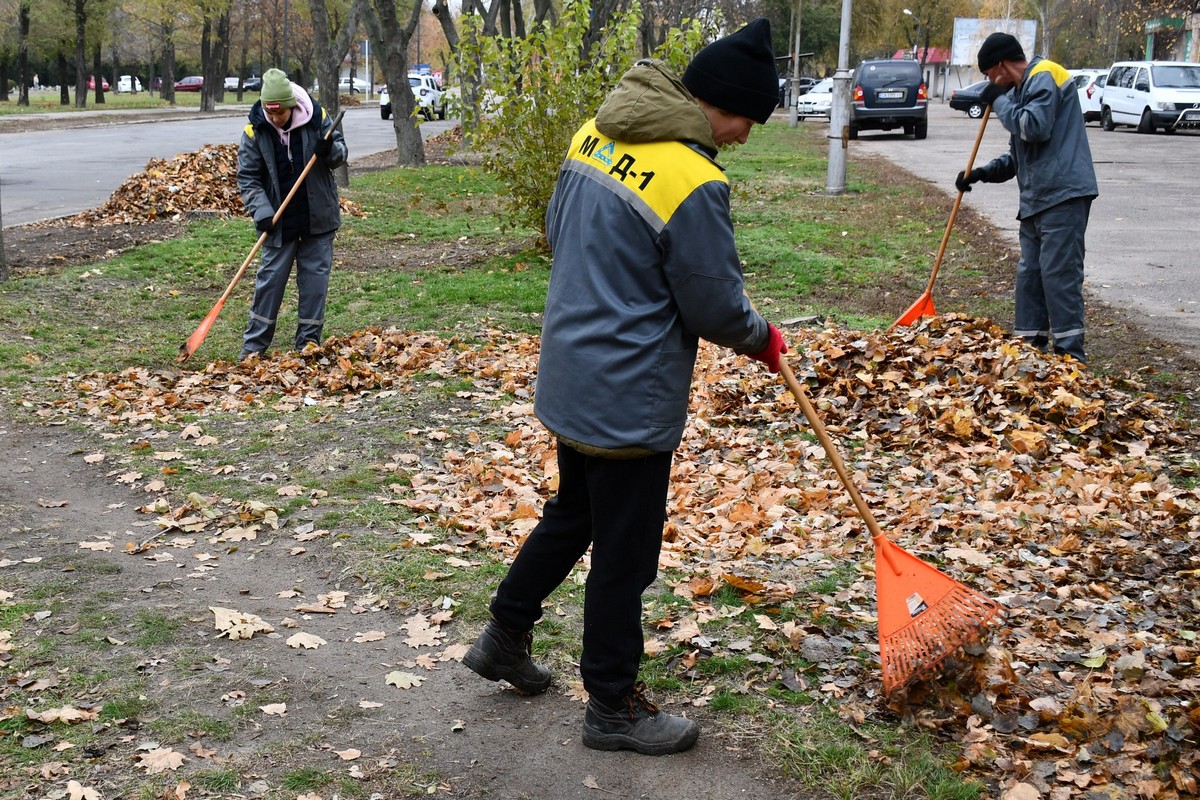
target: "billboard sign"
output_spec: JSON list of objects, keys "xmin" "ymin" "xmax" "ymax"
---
[{"xmin": 951, "ymin": 18, "xmax": 1038, "ymax": 67}]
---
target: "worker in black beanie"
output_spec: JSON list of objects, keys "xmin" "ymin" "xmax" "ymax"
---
[
  {"xmin": 682, "ymin": 17, "xmax": 781, "ymax": 124},
  {"xmin": 463, "ymin": 19, "xmax": 787, "ymax": 757},
  {"xmin": 954, "ymin": 31, "xmax": 1098, "ymax": 364}
]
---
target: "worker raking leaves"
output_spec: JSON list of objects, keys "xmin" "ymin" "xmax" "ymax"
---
[{"xmin": 462, "ymin": 19, "xmax": 788, "ymax": 756}]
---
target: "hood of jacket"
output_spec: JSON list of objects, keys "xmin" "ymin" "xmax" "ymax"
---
[{"xmin": 594, "ymin": 59, "xmax": 717, "ymax": 155}]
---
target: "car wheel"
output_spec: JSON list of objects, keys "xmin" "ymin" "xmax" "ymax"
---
[
  {"xmin": 914, "ymin": 122, "xmax": 928, "ymax": 140},
  {"xmin": 1137, "ymin": 108, "xmax": 1155, "ymax": 134},
  {"xmin": 1101, "ymin": 107, "xmax": 1115, "ymax": 131},
  {"xmin": 380, "ymin": 106, "xmax": 390, "ymax": 120},
  {"xmin": 848, "ymin": 124, "xmax": 858, "ymax": 140},
  {"xmin": 422, "ymin": 107, "xmax": 433, "ymax": 122},
  {"xmin": 437, "ymin": 104, "xmax": 445, "ymax": 121},
  {"xmin": 967, "ymin": 103, "xmax": 983, "ymax": 119}
]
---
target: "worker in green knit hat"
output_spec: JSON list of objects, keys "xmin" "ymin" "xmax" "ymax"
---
[{"xmin": 236, "ymin": 67, "xmax": 347, "ymax": 362}]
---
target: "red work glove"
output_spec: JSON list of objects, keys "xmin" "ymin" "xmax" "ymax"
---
[{"xmin": 747, "ymin": 324, "xmax": 787, "ymax": 373}]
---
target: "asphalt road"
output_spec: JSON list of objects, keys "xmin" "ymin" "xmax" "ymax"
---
[
  {"xmin": 0, "ymin": 104, "xmax": 452, "ymax": 228},
  {"xmin": 845, "ymin": 100, "xmax": 1200, "ymax": 360}
]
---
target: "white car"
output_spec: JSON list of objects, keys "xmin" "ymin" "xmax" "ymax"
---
[
  {"xmin": 409, "ymin": 74, "xmax": 445, "ymax": 121},
  {"xmin": 1069, "ymin": 69, "xmax": 1107, "ymax": 124},
  {"xmin": 1102, "ymin": 60, "xmax": 1200, "ymax": 133},
  {"xmin": 312, "ymin": 76, "xmax": 370, "ymax": 95},
  {"xmin": 116, "ymin": 75, "xmax": 142, "ymax": 93},
  {"xmin": 795, "ymin": 78, "xmax": 834, "ymax": 120}
]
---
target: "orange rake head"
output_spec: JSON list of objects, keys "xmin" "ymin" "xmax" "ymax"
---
[
  {"xmin": 889, "ymin": 292, "xmax": 936, "ymax": 331},
  {"xmin": 874, "ymin": 535, "xmax": 1005, "ymax": 696}
]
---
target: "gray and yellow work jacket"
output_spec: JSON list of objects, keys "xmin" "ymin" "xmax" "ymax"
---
[
  {"xmin": 237, "ymin": 92, "xmax": 347, "ymax": 246},
  {"xmin": 534, "ymin": 59, "xmax": 769, "ymax": 456},
  {"xmin": 975, "ymin": 56, "xmax": 1098, "ymax": 219}
]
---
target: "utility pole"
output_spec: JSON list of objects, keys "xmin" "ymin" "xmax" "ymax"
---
[
  {"xmin": 789, "ymin": 0, "xmax": 801, "ymax": 127},
  {"xmin": 826, "ymin": 0, "xmax": 853, "ymax": 195}
]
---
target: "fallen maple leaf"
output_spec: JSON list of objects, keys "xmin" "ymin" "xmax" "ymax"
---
[
  {"xmin": 209, "ymin": 607, "xmax": 274, "ymax": 640},
  {"xmin": 137, "ymin": 747, "xmax": 185, "ymax": 774},
  {"xmin": 66, "ymin": 780, "xmax": 102, "ymax": 800},
  {"xmin": 286, "ymin": 632, "xmax": 326, "ymax": 650},
  {"xmin": 385, "ymin": 671, "xmax": 424, "ymax": 689},
  {"xmin": 259, "ymin": 703, "xmax": 287, "ymax": 716},
  {"xmin": 353, "ymin": 630, "xmax": 386, "ymax": 643},
  {"xmin": 335, "ymin": 748, "xmax": 361, "ymax": 760}
]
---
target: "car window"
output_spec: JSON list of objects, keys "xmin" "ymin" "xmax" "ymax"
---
[
  {"xmin": 1117, "ymin": 67, "xmax": 1134, "ymax": 89},
  {"xmin": 1096, "ymin": 74, "xmax": 1107, "ymax": 88},
  {"xmin": 1151, "ymin": 64, "xmax": 1200, "ymax": 88},
  {"xmin": 859, "ymin": 63, "xmax": 919, "ymax": 85},
  {"xmin": 1134, "ymin": 68, "xmax": 1150, "ymax": 92},
  {"xmin": 409, "ymin": 77, "xmax": 421, "ymax": 88}
]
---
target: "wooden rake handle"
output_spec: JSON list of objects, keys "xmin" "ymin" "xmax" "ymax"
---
[
  {"xmin": 777, "ymin": 359, "xmax": 886, "ymax": 542},
  {"xmin": 921, "ymin": 105, "xmax": 991, "ymax": 296}
]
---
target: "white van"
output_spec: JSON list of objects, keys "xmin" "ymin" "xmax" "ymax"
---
[
  {"xmin": 116, "ymin": 75, "xmax": 142, "ymax": 93},
  {"xmin": 1100, "ymin": 60, "xmax": 1200, "ymax": 133}
]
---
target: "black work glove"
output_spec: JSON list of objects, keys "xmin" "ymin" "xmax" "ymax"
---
[
  {"xmin": 255, "ymin": 216, "xmax": 274, "ymax": 234},
  {"xmin": 980, "ymin": 81, "xmax": 1009, "ymax": 107},
  {"xmin": 955, "ymin": 168, "xmax": 985, "ymax": 193},
  {"xmin": 313, "ymin": 135, "xmax": 333, "ymax": 159}
]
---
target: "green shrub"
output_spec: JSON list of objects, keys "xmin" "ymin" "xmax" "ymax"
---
[{"xmin": 456, "ymin": 0, "xmax": 721, "ymax": 233}]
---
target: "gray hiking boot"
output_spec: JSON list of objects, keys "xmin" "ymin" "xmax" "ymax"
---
[
  {"xmin": 582, "ymin": 683, "xmax": 699, "ymax": 755},
  {"xmin": 463, "ymin": 620, "xmax": 552, "ymax": 695}
]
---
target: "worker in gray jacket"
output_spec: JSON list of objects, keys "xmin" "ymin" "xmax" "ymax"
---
[
  {"xmin": 464, "ymin": 19, "xmax": 788, "ymax": 756},
  {"xmin": 956, "ymin": 32, "xmax": 1098, "ymax": 364},
  {"xmin": 237, "ymin": 68, "xmax": 347, "ymax": 362}
]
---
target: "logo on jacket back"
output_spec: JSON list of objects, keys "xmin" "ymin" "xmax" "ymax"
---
[{"xmin": 565, "ymin": 119, "xmax": 727, "ymax": 232}]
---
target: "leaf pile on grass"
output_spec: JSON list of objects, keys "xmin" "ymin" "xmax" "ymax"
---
[
  {"xmin": 30, "ymin": 316, "xmax": 1200, "ymax": 798},
  {"xmin": 53, "ymin": 144, "xmax": 363, "ymax": 226}
]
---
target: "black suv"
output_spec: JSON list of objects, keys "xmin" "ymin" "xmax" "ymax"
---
[{"xmin": 850, "ymin": 59, "xmax": 928, "ymax": 140}]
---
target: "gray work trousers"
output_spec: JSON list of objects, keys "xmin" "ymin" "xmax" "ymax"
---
[
  {"xmin": 241, "ymin": 231, "xmax": 334, "ymax": 357},
  {"xmin": 1014, "ymin": 197, "xmax": 1091, "ymax": 363}
]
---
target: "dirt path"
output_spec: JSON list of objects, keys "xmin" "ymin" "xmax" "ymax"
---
[{"xmin": 0, "ymin": 415, "xmax": 811, "ymax": 799}]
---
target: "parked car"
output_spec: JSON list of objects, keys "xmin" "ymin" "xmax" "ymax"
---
[
  {"xmin": 86, "ymin": 75, "xmax": 109, "ymax": 91},
  {"xmin": 1069, "ymin": 69, "xmax": 1107, "ymax": 123},
  {"xmin": 243, "ymin": 75, "xmax": 263, "ymax": 92},
  {"xmin": 174, "ymin": 76, "xmax": 204, "ymax": 92},
  {"xmin": 948, "ymin": 79, "xmax": 990, "ymax": 119},
  {"xmin": 115, "ymin": 75, "xmax": 142, "ymax": 94},
  {"xmin": 409, "ymin": 74, "xmax": 445, "ymax": 120},
  {"xmin": 224, "ymin": 76, "xmax": 241, "ymax": 91},
  {"xmin": 778, "ymin": 75, "xmax": 818, "ymax": 107},
  {"xmin": 795, "ymin": 77, "xmax": 834, "ymax": 120},
  {"xmin": 849, "ymin": 58, "xmax": 927, "ymax": 139},
  {"xmin": 1101, "ymin": 60, "xmax": 1200, "ymax": 133},
  {"xmin": 313, "ymin": 76, "xmax": 370, "ymax": 95}
]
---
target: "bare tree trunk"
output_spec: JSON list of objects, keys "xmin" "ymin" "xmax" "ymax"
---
[
  {"xmin": 358, "ymin": 0, "xmax": 426, "ymax": 166},
  {"xmin": 311, "ymin": 0, "xmax": 349, "ymax": 187},
  {"xmin": 431, "ymin": 0, "xmax": 460, "ymax": 52},
  {"xmin": 57, "ymin": 51, "xmax": 70, "ymax": 105},
  {"xmin": 74, "ymin": 0, "xmax": 87, "ymax": 108},
  {"xmin": 18, "ymin": 1, "xmax": 31, "ymax": 107},
  {"xmin": 92, "ymin": 44, "xmax": 105, "ymax": 104},
  {"xmin": 0, "ymin": 177, "xmax": 7, "ymax": 284}
]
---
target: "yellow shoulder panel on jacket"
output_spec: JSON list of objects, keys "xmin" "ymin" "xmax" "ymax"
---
[
  {"xmin": 1031, "ymin": 59, "xmax": 1072, "ymax": 89},
  {"xmin": 244, "ymin": 123, "xmax": 256, "ymax": 139},
  {"xmin": 564, "ymin": 119, "xmax": 726, "ymax": 229}
]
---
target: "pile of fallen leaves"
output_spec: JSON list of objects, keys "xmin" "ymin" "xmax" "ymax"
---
[
  {"xmin": 64, "ymin": 143, "xmax": 364, "ymax": 227},
  {"xmin": 34, "ymin": 314, "xmax": 1200, "ymax": 798}
]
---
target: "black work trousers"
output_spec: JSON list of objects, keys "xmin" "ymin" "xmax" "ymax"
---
[{"xmin": 489, "ymin": 442, "xmax": 673, "ymax": 706}]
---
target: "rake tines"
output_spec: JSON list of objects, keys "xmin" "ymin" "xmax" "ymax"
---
[{"xmin": 878, "ymin": 581, "xmax": 1005, "ymax": 696}]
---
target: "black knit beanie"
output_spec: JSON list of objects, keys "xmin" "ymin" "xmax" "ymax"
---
[
  {"xmin": 977, "ymin": 32, "xmax": 1025, "ymax": 72},
  {"xmin": 682, "ymin": 18, "xmax": 779, "ymax": 124}
]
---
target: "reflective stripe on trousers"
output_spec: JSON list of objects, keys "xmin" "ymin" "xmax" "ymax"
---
[
  {"xmin": 1014, "ymin": 197, "xmax": 1090, "ymax": 363},
  {"xmin": 242, "ymin": 231, "xmax": 334, "ymax": 355}
]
